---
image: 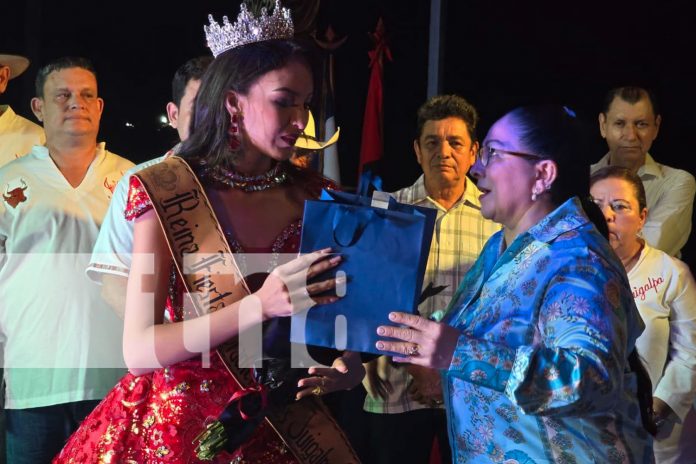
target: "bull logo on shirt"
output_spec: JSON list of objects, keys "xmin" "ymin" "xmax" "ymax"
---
[
  {"xmin": 3, "ymin": 179, "xmax": 28, "ymax": 208},
  {"xmin": 104, "ymin": 177, "xmax": 117, "ymax": 195},
  {"xmin": 103, "ymin": 172, "xmax": 125, "ymax": 200}
]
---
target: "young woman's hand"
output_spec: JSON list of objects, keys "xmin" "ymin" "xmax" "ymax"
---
[
  {"xmin": 254, "ymin": 247, "xmax": 343, "ymax": 320},
  {"xmin": 296, "ymin": 351, "xmax": 366, "ymax": 400}
]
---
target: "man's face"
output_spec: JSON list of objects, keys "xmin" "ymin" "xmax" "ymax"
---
[
  {"xmin": 598, "ymin": 96, "xmax": 661, "ymax": 168},
  {"xmin": 167, "ymin": 78, "xmax": 201, "ymax": 142},
  {"xmin": 414, "ymin": 117, "xmax": 477, "ymax": 187},
  {"xmin": 31, "ymin": 67, "xmax": 103, "ymax": 140}
]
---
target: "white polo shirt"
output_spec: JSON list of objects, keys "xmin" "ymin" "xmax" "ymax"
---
[{"xmin": 0, "ymin": 143, "xmax": 133, "ymax": 408}]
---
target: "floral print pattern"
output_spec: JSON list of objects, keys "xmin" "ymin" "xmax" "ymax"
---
[{"xmin": 442, "ymin": 198, "xmax": 653, "ymax": 463}]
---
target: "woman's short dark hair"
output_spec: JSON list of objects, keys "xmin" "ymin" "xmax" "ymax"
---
[
  {"xmin": 177, "ymin": 39, "xmax": 317, "ymax": 167},
  {"xmin": 590, "ymin": 166, "xmax": 647, "ymax": 212},
  {"xmin": 507, "ymin": 105, "xmax": 590, "ymax": 206},
  {"xmin": 506, "ymin": 105, "xmax": 608, "ymax": 238}
]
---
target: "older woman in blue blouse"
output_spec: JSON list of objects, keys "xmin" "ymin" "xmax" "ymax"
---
[{"xmin": 376, "ymin": 105, "xmax": 654, "ymax": 463}]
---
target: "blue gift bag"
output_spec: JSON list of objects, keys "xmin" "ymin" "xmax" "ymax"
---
[{"xmin": 292, "ymin": 189, "xmax": 436, "ymax": 355}]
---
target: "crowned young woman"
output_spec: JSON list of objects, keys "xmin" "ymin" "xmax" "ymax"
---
[{"xmin": 53, "ymin": 1, "xmax": 365, "ymax": 463}]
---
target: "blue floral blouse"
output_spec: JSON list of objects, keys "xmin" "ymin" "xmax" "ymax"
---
[{"xmin": 442, "ymin": 198, "xmax": 653, "ymax": 463}]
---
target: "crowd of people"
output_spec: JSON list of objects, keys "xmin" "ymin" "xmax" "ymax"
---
[{"xmin": 1, "ymin": 1, "xmax": 695, "ymax": 463}]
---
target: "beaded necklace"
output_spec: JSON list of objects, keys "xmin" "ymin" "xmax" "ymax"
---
[{"xmin": 200, "ymin": 162, "xmax": 287, "ymax": 192}]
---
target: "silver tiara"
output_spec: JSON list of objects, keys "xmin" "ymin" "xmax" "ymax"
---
[{"xmin": 204, "ymin": 0, "xmax": 294, "ymax": 58}]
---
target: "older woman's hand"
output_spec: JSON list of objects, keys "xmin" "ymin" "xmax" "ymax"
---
[
  {"xmin": 295, "ymin": 351, "xmax": 366, "ymax": 400},
  {"xmin": 375, "ymin": 312, "xmax": 460, "ymax": 370}
]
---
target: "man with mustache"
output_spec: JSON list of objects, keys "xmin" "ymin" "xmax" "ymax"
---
[
  {"xmin": 593, "ymin": 86, "xmax": 695, "ymax": 257},
  {"xmin": 0, "ymin": 56, "xmax": 133, "ymax": 463},
  {"xmin": 361, "ymin": 95, "xmax": 500, "ymax": 463}
]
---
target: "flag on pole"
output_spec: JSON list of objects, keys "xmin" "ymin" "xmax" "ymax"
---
[{"xmin": 358, "ymin": 18, "xmax": 391, "ymax": 176}]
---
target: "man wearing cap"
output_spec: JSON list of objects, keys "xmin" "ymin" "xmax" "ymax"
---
[{"xmin": 0, "ymin": 53, "xmax": 45, "ymax": 166}]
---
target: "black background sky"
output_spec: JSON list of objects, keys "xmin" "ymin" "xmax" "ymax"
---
[{"xmin": 4, "ymin": 0, "xmax": 696, "ymax": 262}]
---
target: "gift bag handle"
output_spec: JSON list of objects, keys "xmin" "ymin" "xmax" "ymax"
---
[{"xmin": 332, "ymin": 207, "xmax": 375, "ymax": 247}]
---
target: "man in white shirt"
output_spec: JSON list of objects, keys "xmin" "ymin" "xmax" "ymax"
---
[
  {"xmin": 0, "ymin": 51, "xmax": 45, "ymax": 464},
  {"xmin": 87, "ymin": 56, "xmax": 212, "ymax": 318},
  {"xmin": 593, "ymin": 86, "xmax": 696, "ymax": 257},
  {"xmin": 0, "ymin": 53, "xmax": 45, "ymax": 166},
  {"xmin": 0, "ymin": 56, "xmax": 133, "ymax": 463}
]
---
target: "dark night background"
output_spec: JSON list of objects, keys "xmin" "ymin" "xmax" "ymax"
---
[{"xmin": 3, "ymin": 0, "xmax": 696, "ymax": 265}]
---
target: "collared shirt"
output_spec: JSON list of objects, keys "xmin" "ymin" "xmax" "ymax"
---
[
  {"xmin": 442, "ymin": 197, "xmax": 651, "ymax": 463},
  {"xmin": 0, "ymin": 143, "xmax": 133, "ymax": 408},
  {"xmin": 0, "ymin": 105, "xmax": 45, "ymax": 167},
  {"xmin": 592, "ymin": 153, "xmax": 696, "ymax": 257},
  {"xmin": 363, "ymin": 175, "xmax": 500, "ymax": 414}
]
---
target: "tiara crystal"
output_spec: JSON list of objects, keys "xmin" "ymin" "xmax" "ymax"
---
[{"xmin": 204, "ymin": 0, "xmax": 294, "ymax": 58}]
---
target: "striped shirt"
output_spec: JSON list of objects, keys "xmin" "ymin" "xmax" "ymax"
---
[{"xmin": 363, "ymin": 175, "xmax": 501, "ymax": 413}]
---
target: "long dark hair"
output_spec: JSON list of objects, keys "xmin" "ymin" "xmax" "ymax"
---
[
  {"xmin": 505, "ymin": 105, "xmax": 609, "ymax": 239},
  {"xmin": 177, "ymin": 39, "xmax": 316, "ymax": 168}
]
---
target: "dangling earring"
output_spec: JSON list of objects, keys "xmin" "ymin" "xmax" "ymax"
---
[
  {"xmin": 228, "ymin": 113, "xmax": 242, "ymax": 151},
  {"xmin": 531, "ymin": 187, "xmax": 540, "ymax": 202}
]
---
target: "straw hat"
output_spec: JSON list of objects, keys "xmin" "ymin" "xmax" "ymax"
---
[{"xmin": 0, "ymin": 54, "xmax": 30, "ymax": 79}]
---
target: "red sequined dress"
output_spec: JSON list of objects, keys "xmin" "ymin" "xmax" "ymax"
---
[{"xmin": 54, "ymin": 164, "xmax": 335, "ymax": 464}]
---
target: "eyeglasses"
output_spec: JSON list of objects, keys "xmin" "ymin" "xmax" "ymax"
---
[
  {"xmin": 477, "ymin": 145, "xmax": 544, "ymax": 167},
  {"xmin": 591, "ymin": 198, "xmax": 634, "ymax": 214}
]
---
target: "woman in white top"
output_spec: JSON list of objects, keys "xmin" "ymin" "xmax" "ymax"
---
[{"xmin": 591, "ymin": 165, "xmax": 696, "ymax": 464}]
